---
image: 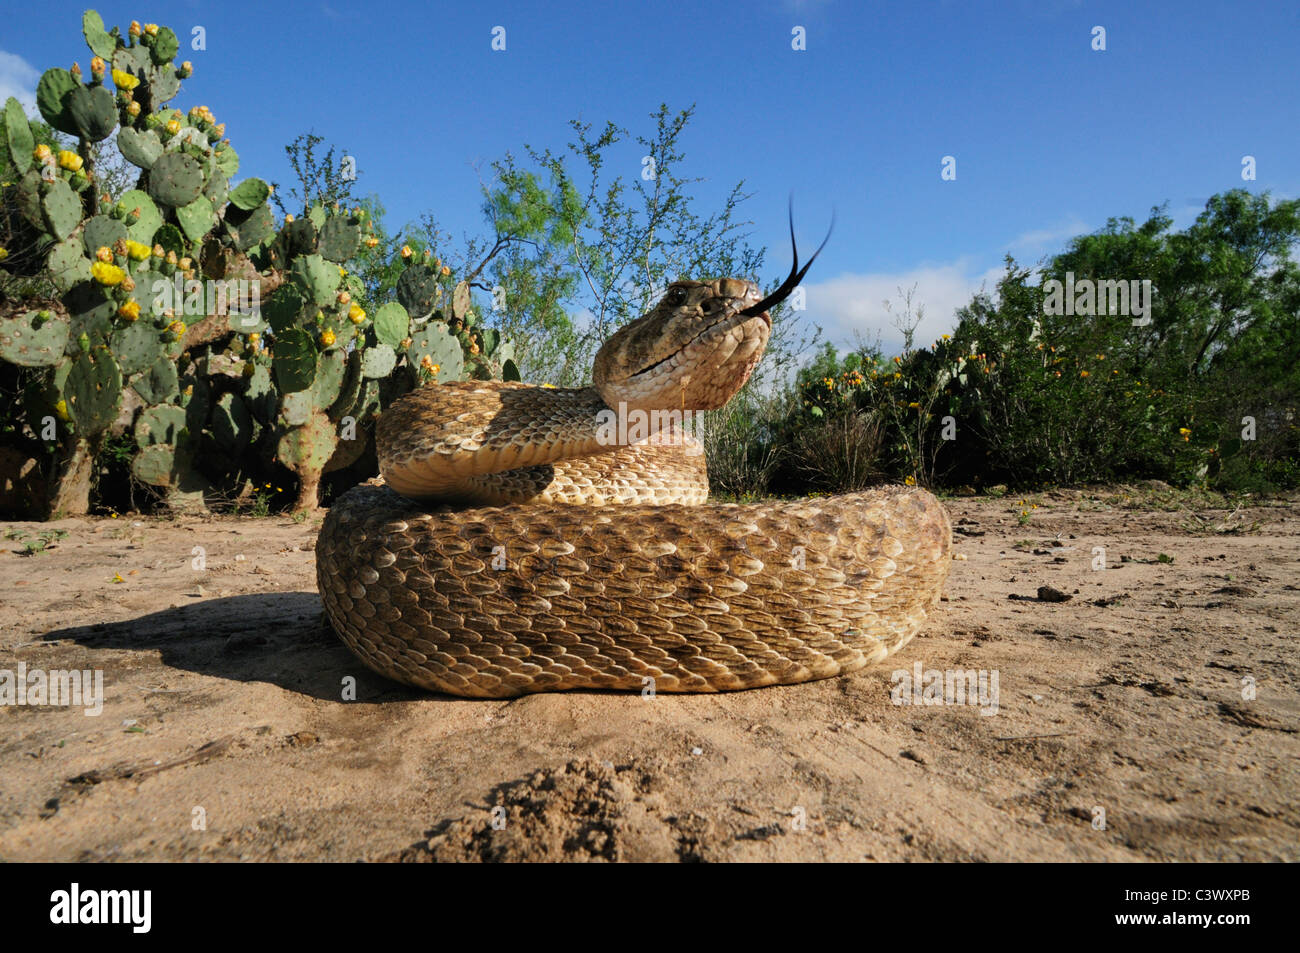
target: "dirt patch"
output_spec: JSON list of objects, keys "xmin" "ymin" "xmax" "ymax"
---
[{"xmin": 1, "ymin": 492, "xmax": 1298, "ymax": 861}]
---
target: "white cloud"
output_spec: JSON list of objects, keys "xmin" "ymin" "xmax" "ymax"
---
[
  {"xmin": 802, "ymin": 259, "xmax": 1006, "ymax": 354},
  {"xmin": 1007, "ymin": 218, "xmax": 1091, "ymax": 254},
  {"xmin": 0, "ymin": 50, "xmax": 39, "ymax": 116}
]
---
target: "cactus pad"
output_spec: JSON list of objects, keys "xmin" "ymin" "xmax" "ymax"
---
[
  {"xmin": 176, "ymin": 195, "xmax": 214, "ymax": 241},
  {"xmin": 4, "ymin": 97, "xmax": 34, "ymax": 175},
  {"xmin": 66, "ymin": 84, "xmax": 117, "ymax": 142},
  {"xmin": 318, "ymin": 217, "xmax": 360, "ymax": 263},
  {"xmin": 361, "ymin": 343, "xmax": 396, "ymax": 379},
  {"xmin": 42, "ymin": 178, "xmax": 82, "ymax": 241},
  {"xmin": 148, "ymin": 153, "xmax": 204, "ymax": 208},
  {"xmin": 64, "ymin": 345, "xmax": 122, "ymax": 434},
  {"xmin": 228, "ymin": 178, "xmax": 271, "ymax": 211},
  {"xmin": 130, "ymin": 354, "xmax": 180, "ymax": 404},
  {"xmin": 290, "ymin": 254, "xmax": 340, "ymax": 307},
  {"xmin": 272, "ymin": 327, "xmax": 317, "ymax": 394},
  {"xmin": 396, "ymin": 263, "xmax": 441, "ymax": 319},
  {"xmin": 47, "ymin": 237, "xmax": 91, "ymax": 292},
  {"xmin": 134, "ymin": 404, "xmax": 187, "ymax": 447},
  {"xmin": 117, "ymin": 127, "xmax": 164, "ymax": 170},
  {"xmin": 0, "ymin": 310, "xmax": 71, "ymax": 367},
  {"xmin": 82, "ymin": 215, "xmax": 127, "ymax": 259},
  {"xmin": 407, "ymin": 321, "xmax": 464, "ymax": 382}
]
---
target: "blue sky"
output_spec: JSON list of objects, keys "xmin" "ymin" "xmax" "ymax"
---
[{"xmin": 4, "ymin": 0, "xmax": 1297, "ymax": 354}]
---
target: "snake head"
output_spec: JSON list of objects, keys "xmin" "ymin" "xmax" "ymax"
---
[
  {"xmin": 593, "ymin": 205, "xmax": 832, "ymax": 412},
  {"xmin": 593, "ymin": 277, "xmax": 771, "ymax": 411}
]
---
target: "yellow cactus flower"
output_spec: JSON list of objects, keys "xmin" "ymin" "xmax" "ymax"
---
[
  {"xmin": 285, "ymin": 214, "xmax": 294, "ymax": 223},
  {"xmin": 90, "ymin": 56, "xmax": 105, "ymax": 75},
  {"xmin": 401, "ymin": 245, "xmax": 412, "ymax": 259},
  {"xmin": 126, "ymin": 101, "xmax": 141, "ymax": 117},
  {"xmin": 121, "ymin": 275, "xmax": 135, "ymax": 292},
  {"xmin": 125, "ymin": 240, "xmax": 151, "ymax": 261},
  {"xmin": 168, "ymin": 320, "xmax": 186, "ymax": 337},
  {"xmin": 55, "ymin": 399, "xmax": 70, "ymax": 421},
  {"xmin": 365, "ymin": 236, "xmax": 379, "ymax": 248},
  {"xmin": 117, "ymin": 300, "xmax": 141, "ymax": 321},
  {"xmin": 319, "ymin": 328, "xmax": 336, "ymax": 347},
  {"xmin": 91, "ymin": 261, "xmax": 126, "ymax": 286},
  {"xmin": 57, "ymin": 150, "xmax": 83, "ymax": 172},
  {"xmin": 337, "ymin": 290, "xmax": 351, "ymax": 305},
  {"xmin": 111, "ymin": 68, "xmax": 139, "ymax": 90},
  {"xmin": 165, "ymin": 119, "xmax": 180, "ymax": 136},
  {"xmin": 904, "ymin": 475, "xmax": 916, "ymax": 486},
  {"xmin": 129, "ymin": 20, "xmax": 142, "ymax": 37},
  {"xmin": 440, "ymin": 265, "xmax": 451, "ymax": 277},
  {"xmin": 33, "ymin": 144, "xmax": 52, "ymax": 162},
  {"xmin": 420, "ymin": 355, "xmax": 438, "ymax": 373},
  {"xmin": 348, "ymin": 304, "xmax": 366, "ymax": 324},
  {"xmin": 166, "ymin": 251, "xmax": 178, "ymax": 265},
  {"xmin": 179, "ymin": 257, "xmax": 192, "ymax": 271},
  {"xmin": 144, "ymin": 23, "xmax": 159, "ymax": 36},
  {"xmin": 152, "ymin": 244, "xmax": 165, "ymax": 258},
  {"xmin": 338, "ymin": 265, "xmax": 345, "ymax": 277}
]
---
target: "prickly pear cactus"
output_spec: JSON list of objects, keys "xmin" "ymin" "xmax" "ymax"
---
[{"xmin": 0, "ymin": 9, "xmax": 519, "ymax": 518}]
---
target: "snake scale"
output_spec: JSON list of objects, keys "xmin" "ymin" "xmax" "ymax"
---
[{"xmin": 317, "ymin": 223, "xmax": 952, "ymax": 697}]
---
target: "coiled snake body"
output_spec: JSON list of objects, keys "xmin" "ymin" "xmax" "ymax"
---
[{"xmin": 317, "ymin": 237, "xmax": 952, "ymax": 697}]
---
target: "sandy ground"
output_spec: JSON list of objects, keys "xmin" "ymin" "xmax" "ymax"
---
[{"xmin": 0, "ymin": 487, "xmax": 1297, "ymax": 862}]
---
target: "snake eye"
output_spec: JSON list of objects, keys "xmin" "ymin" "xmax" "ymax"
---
[{"xmin": 665, "ymin": 286, "xmax": 687, "ymax": 307}]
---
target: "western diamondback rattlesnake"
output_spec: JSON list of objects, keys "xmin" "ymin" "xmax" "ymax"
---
[{"xmin": 316, "ymin": 219, "xmax": 951, "ymax": 697}]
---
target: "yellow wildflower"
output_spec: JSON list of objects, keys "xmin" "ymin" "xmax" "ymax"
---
[
  {"xmin": 1080, "ymin": 370, "xmax": 1090, "ymax": 378},
  {"xmin": 111, "ymin": 68, "xmax": 139, "ymax": 90},
  {"xmin": 55, "ymin": 399, "xmax": 70, "ymax": 421},
  {"xmin": 348, "ymin": 303, "xmax": 366, "ymax": 324},
  {"xmin": 125, "ymin": 240, "xmax": 151, "ymax": 261},
  {"xmin": 319, "ymin": 328, "xmax": 336, "ymax": 347},
  {"xmin": 908, "ymin": 402, "xmax": 920, "ymax": 409},
  {"xmin": 400, "ymin": 245, "xmax": 412, "ymax": 258},
  {"xmin": 904, "ymin": 475, "xmax": 916, "ymax": 486},
  {"xmin": 91, "ymin": 261, "xmax": 126, "ymax": 286}
]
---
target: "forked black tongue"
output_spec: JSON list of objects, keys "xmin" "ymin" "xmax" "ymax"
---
[{"xmin": 741, "ymin": 200, "xmax": 835, "ymax": 316}]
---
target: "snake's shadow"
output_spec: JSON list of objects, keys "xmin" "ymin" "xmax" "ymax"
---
[{"xmin": 40, "ymin": 592, "xmax": 441, "ymax": 704}]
